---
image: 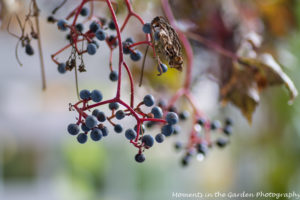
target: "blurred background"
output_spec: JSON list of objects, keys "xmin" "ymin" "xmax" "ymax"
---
[{"xmin": 0, "ymin": 0, "xmax": 300, "ymax": 199}]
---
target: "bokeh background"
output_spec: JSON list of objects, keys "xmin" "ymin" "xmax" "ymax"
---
[{"xmin": 0, "ymin": 0, "xmax": 300, "ymax": 199}]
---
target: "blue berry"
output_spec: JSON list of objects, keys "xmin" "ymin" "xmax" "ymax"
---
[
  {"xmin": 174, "ymin": 141, "xmax": 183, "ymax": 150},
  {"xmin": 161, "ymin": 124, "xmax": 174, "ymax": 136},
  {"xmin": 181, "ymin": 155, "xmax": 191, "ymax": 166},
  {"xmin": 75, "ymin": 23, "xmax": 84, "ymax": 32},
  {"xmin": 67, "ymin": 123, "xmax": 79, "ymax": 135},
  {"xmin": 115, "ymin": 110, "xmax": 125, "ymax": 120},
  {"xmin": 90, "ymin": 128, "xmax": 102, "ymax": 141},
  {"xmin": 81, "ymin": 123, "xmax": 90, "ymax": 132},
  {"xmin": 80, "ymin": 7, "xmax": 89, "ymax": 16},
  {"xmin": 211, "ymin": 120, "xmax": 221, "ymax": 130},
  {"xmin": 130, "ymin": 50, "xmax": 142, "ymax": 61},
  {"xmin": 155, "ymin": 133, "xmax": 165, "ymax": 143},
  {"xmin": 142, "ymin": 135, "xmax": 154, "ymax": 147},
  {"xmin": 85, "ymin": 115, "xmax": 97, "ymax": 129},
  {"xmin": 109, "ymin": 70, "xmax": 118, "ymax": 81},
  {"xmin": 87, "ymin": 43, "xmax": 97, "ymax": 55},
  {"xmin": 57, "ymin": 63, "xmax": 66, "ymax": 74},
  {"xmin": 25, "ymin": 44, "xmax": 34, "ymax": 55},
  {"xmin": 77, "ymin": 133, "xmax": 87, "ymax": 144},
  {"xmin": 100, "ymin": 126, "xmax": 109, "ymax": 137},
  {"xmin": 66, "ymin": 34, "xmax": 71, "ymax": 41},
  {"xmin": 57, "ymin": 19, "xmax": 68, "ymax": 31},
  {"xmin": 109, "ymin": 102, "xmax": 119, "ymax": 110},
  {"xmin": 89, "ymin": 21, "xmax": 100, "ymax": 32},
  {"xmin": 216, "ymin": 138, "xmax": 229, "ymax": 148},
  {"xmin": 168, "ymin": 106, "xmax": 177, "ymax": 113},
  {"xmin": 225, "ymin": 118, "xmax": 233, "ymax": 126},
  {"xmin": 151, "ymin": 106, "xmax": 163, "ymax": 118},
  {"xmin": 143, "ymin": 94, "xmax": 155, "ymax": 107},
  {"xmin": 166, "ymin": 112, "xmax": 179, "ymax": 125},
  {"xmin": 142, "ymin": 23, "xmax": 151, "ymax": 34},
  {"xmin": 79, "ymin": 89, "xmax": 91, "ymax": 100},
  {"xmin": 108, "ymin": 35, "xmax": 118, "ymax": 46},
  {"xmin": 92, "ymin": 109, "xmax": 100, "ymax": 117},
  {"xmin": 135, "ymin": 153, "xmax": 145, "ymax": 163},
  {"xmin": 114, "ymin": 124, "xmax": 123, "ymax": 133},
  {"xmin": 96, "ymin": 111, "xmax": 106, "ymax": 122},
  {"xmin": 90, "ymin": 90, "xmax": 103, "ymax": 102},
  {"xmin": 158, "ymin": 99, "xmax": 167, "ymax": 108},
  {"xmin": 179, "ymin": 111, "xmax": 190, "ymax": 120},
  {"xmin": 160, "ymin": 63, "xmax": 168, "ymax": 73},
  {"xmin": 108, "ymin": 20, "xmax": 116, "ymax": 30},
  {"xmin": 125, "ymin": 37, "xmax": 134, "ymax": 43},
  {"xmin": 47, "ymin": 16, "xmax": 55, "ymax": 23},
  {"xmin": 91, "ymin": 40, "xmax": 99, "ymax": 48},
  {"xmin": 125, "ymin": 128, "xmax": 137, "ymax": 140},
  {"xmin": 173, "ymin": 125, "xmax": 181, "ymax": 135},
  {"xmin": 196, "ymin": 143, "xmax": 208, "ymax": 155},
  {"xmin": 197, "ymin": 118, "xmax": 205, "ymax": 126},
  {"xmin": 95, "ymin": 29, "xmax": 106, "ymax": 41},
  {"xmin": 223, "ymin": 126, "xmax": 232, "ymax": 136},
  {"xmin": 122, "ymin": 42, "xmax": 131, "ymax": 54}
]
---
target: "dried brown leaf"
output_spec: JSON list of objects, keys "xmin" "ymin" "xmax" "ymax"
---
[{"xmin": 222, "ymin": 54, "xmax": 297, "ymax": 123}]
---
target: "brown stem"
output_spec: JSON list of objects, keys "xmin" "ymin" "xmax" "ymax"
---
[{"xmin": 33, "ymin": 0, "xmax": 46, "ymax": 90}]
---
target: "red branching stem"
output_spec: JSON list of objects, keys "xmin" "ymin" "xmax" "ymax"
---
[
  {"xmin": 51, "ymin": 44, "xmax": 72, "ymax": 64},
  {"xmin": 167, "ymin": 88, "xmax": 185, "ymax": 108},
  {"xmin": 184, "ymin": 91, "xmax": 203, "ymax": 117},
  {"xmin": 72, "ymin": 0, "xmax": 88, "ymax": 26},
  {"xmin": 105, "ymin": 0, "xmax": 124, "ymax": 99},
  {"xmin": 129, "ymin": 40, "xmax": 152, "ymax": 48},
  {"xmin": 123, "ymin": 62, "xmax": 134, "ymax": 107},
  {"xmin": 184, "ymin": 31, "xmax": 238, "ymax": 61},
  {"xmin": 109, "ymin": 50, "xmax": 113, "ymax": 71},
  {"xmin": 120, "ymin": 14, "xmax": 131, "ymax": 32}
]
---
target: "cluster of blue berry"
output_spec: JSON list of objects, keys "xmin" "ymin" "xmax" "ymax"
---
[
  {"xmin": 48, "ymin": 6, "xmax": 122, "ymax": 77},
  {"xmin": 68, "ymin": 90, "xmax": 178, "ymax": 163},
  {"xmin": 179, "ymin": 117, "xmax": 233, "ymax": 166},
  {"xmin": 122, "ymin": 37, "xmax": 142, "ymax": 62},
  {"xmin": 145, "ymin": 99, "xmax": 234, "ymax": 166}
]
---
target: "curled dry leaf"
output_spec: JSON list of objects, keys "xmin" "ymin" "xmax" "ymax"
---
[{"xmin": 221, "ymin": 33, "xmax": 298, "ymax": 123}]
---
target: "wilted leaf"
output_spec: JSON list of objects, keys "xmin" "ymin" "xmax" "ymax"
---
[
  {"xmin": 240, "ymin": 54, "xmax": 298, "ymax": 104},
  {"xmin": 221, "ymin": 61, "xmax": 260, "ymax": 123},
  {"xmin": 221, "ymin": 53, "xmax": 298, "ymax": 123}
]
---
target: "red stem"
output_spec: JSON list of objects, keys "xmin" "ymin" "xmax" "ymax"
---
[
  {"xmin": 123, "ymin": 62, "xmax": 134, "ymax": 107},
  {"xmin": 105, "ymin": 0, "xmax": 124, "ymax": 99}
]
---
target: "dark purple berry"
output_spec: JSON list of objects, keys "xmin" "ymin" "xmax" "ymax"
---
[
  {"xmin": 142, "ymin": 135, "xmax": 154, "ymax": 147},
  {"xmin": 155, "ymin": 133, "xmax": 165, "ymax": 143},
  {"xmin": 166, "ymin": 112, "xmax": 179, "ymax": 125},
  {"xmin": 77, "ymin": 133, "xmax": 87, "ymax": 144},
  {"xmin": 135, "ymin": 153, "xmax": 145, "ymax": 163},
  {"xmin": 114, "ymin": 124, "xmax": 123, "ymax": 133}
]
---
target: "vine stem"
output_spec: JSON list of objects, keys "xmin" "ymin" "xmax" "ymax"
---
[
  {"xmin": 184, "ymin": 31, "xmax": 238, "ymax": 61},
  {"xmin": 32, "ymin": 0, "xmax": 46, "ymax": 90},
  {"xmin": 105, "ymin": 0, "xmax": 124, "ymax": 99}
]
